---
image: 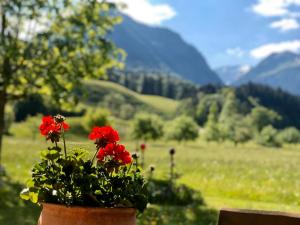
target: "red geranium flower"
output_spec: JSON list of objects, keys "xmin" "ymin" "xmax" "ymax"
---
[
  {"xmin": 140, "ymin": 143, "xmax": 146, "ymax": 151},
  {"xmin": 89, "ymin": 126, "xmax": 120, "ymax": 148},
  {"xmin": 40, "ymin": 116, "xmax": 56, "ymax": 136},
  {"xmin": 39, "ymin": 115, "xmax": 69, "ymax": 142},
  {"xmin": 97, "ymin": 143, "xmax": 132, "ymax": 165}
]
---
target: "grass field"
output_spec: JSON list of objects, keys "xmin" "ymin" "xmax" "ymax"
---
[{"xmin": 1, "ymin": 117, "xmax": 300, "ymax": 224}]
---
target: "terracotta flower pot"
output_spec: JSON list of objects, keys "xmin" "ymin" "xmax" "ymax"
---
[{"xmin": 38, "ymin": 203, "xmax": 137, "ymax": 225}]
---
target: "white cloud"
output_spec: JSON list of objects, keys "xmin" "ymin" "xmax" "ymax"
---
[
  {"xmin": 252, "ymin": 0, "xmax": 300, "ymax": 31},
  {"xmin": 250, "ymin": 40, "xmax": 300, "ymax": 59},
  {"xmin": 270, "ymin": 18, "xmax": 300, "ymax": 31},
  {"xmin": 226, "ymin": 47, "xmax": 245, "ymax": 58},
  {"xmin": 111, "ymin": 0, "xmax": 176, "ymax": 25},
  {"xmin": 252, "ymin": 0, "xmax": 300, "ymax": 17}
]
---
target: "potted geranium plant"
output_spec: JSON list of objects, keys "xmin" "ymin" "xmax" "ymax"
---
[{"xmin": 20, "ymin": 115, "xmax": 148, "ymax": 225}]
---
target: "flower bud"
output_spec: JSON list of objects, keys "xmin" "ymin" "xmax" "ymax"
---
[
  {"xmin": 149, "ymin": 165, "xmax": 155, "ymax": 172},
  {"xmin": 132, "ymin": 152, "xmax": 139, "ymax": 159},
  {"xmin": 169, "ymin": 148, "xmax": 175, "ymax": 155},
  {"xmin": 54, "ymin": 114, "xmax": 66, "ymax": 123}
]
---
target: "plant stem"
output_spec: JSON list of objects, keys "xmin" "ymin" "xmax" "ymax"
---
[
  {"xmin": 91, "ymin": 148, "xmax": 99, "ymax": 164},
  {"xmin": 61, "ymin": 126, "xmax": 67, "ymax": 158},
  {"xmin": 170, "ymin": 154, "xmax": 174, "ymax": 186},
  {"xmin": 135, "ymin": 157, "xmax": 139, "ymax": 170},
  {"xmin": 127, "ymin": 162, "xmax": 132, "ymax": 174},
  {"xmin": 141, "ymin": 151, "xmax": 145, "ymax": 168}
]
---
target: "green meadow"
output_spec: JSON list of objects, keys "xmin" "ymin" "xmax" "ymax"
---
[{"xmin": 2, "ymin": 117, "xmax": 300, "ymax": 225}]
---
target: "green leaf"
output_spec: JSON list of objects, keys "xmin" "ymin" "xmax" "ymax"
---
[
  {"xmin": 29, "ymin": 192, "xmax": 39, "ymax": 204},
  {"xmin": 20, "ymin": 188, "xmax": 30, "ymax": 201},
  {"xmin": 26, "ymin": 179, "xmax": 35, "ymax": 188}
]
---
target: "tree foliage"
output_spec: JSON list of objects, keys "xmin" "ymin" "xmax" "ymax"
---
[
  {"xmin": 131, "ymin": 113, "xmax": 164, "ymax": 141},
  {"xmin": 165, "ymin": 116, "xmax": 199, "ymax": 142},
  {"xmin": 0, "ymin": 0, "xmax": 123, "ymax": 162},
  {"xmin": 246, "ymin": 106, "xmax": 281, "ymax": 132},
  {"xmin": 277, "ymin": 127, "xmax": 300, "ymax": 144},
  {"xmin": 255, "ymin": 125, "xmax": 281, "ymax": 147},
  {"xmin": 204, "ymin": 102, "xmax": 220, "ymax": 142}
]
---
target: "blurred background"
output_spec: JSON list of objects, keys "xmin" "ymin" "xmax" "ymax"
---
[{"xmin": 1, "ymin": 0, "xmax": 300, "ymax": 224}]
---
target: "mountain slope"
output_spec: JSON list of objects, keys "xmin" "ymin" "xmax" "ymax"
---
[
  {"xmin": 215, "ymin": 65, "xmax": 251, "ymax": 85},
  {"xmin": 82, "ymin": 80, "xmax": 179, "ymax": 115},
  {"xmin": 234, "ymin": 52, "xmax": 300, "ymax": 95},
  {"xmin": 110, "ymin": 15, "xmax": 222, "ymax": 85}
]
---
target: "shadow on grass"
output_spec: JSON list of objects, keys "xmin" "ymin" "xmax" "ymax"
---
[
  {"xmin": 140, "ymin": 179, "xmax": 219, "ymax": 225},
  {"xmin": 0, "ymin": 177, "xmax": 40, "ymax": 225},
  {"xmin": 138, "ymin": 204, "xmax": 218, "ymax": 225}
]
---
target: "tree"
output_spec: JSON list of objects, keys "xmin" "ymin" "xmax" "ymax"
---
[
  {"xmin": 218, "ymin": 91, "xmax": 239, "ymax": 141},
  {"xmin": 230, "ymin": 115, "xmax": 252, "ymax": 145},
  {"xmin": 217, "ymin": 91, "xmax": 252, "ymax": 145},
  {"xmin": 204, "ymin": 102, "xmax": 220, "ymax": 142},
  {"xmin": 277, "ymin": 127, "xmax": 300, "ymax": 144},
  {"xmin": 196, "ymin": 93, "xmax": 223, "ymax": 126},
  {"xmin": 0, "ymin": 1, "xmax": 123, "ymax": 163},
  {"xmin": 246, "ymin": 106, "xmax": 281, "ymax": 132},
  {"xmin": 219, "ymin": 91, "xmax": 239, "ymax": 123},
  {"xmin": 256, "ymin": 125, "xmax": 281, "ymax": 147},
  {"xmin": 131, "ymin": 113, "xmax": 164, "ymax": 141},
  {"xmin": 165, "ymin": 115, "xmax": 199, "ymax": 142}
]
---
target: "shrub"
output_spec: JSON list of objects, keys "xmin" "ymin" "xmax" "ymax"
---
[
  {"xmin": 147, "ymin": 179, "xmax": 204, "ymax": 206},
  {"xmin": 82, "ymin": 108, "xmax": 111, "ymax": 131},
  {"xmin": 131, "ymin": 113, "xmax": 164, "ymax": 141},
  {"xmin": 256, "ymin": 125, "xmax": 281, "ymax": 147},
  {"xmin": 277, "ymin": 127, "xmax": 300, "ymax": 144},
  {"xmin": 165, "ymin": 116, "xmax": 199, "ymax": 142}
]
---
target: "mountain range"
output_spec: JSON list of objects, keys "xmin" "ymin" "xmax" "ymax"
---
[
  {"xmin": 215, "ymin": 65, "xmax": 251, "ymax": 85},
  {"xmin": 110, "ymin": 15, "xmax": 300, "ymax": 96},
  {"xmin": 110, "ymin": 15, "xmax": 222, "ymax": 85},
  {"xmin": 234, "ymin": 51, "xmax": 300, "ymax": 96}
]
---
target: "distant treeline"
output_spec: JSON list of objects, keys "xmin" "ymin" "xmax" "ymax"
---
[{"xmin": 106, "ymin": 70, "xmax": 204, "ymax": 99}]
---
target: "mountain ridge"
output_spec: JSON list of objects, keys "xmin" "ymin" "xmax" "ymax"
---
[
  {"xmin": 110, "ymin": 15, "xmax": 223, "ymax": 85},
  {"xmin": 234, "ymin": 51, "xmax": 300, "ymax": 95}
]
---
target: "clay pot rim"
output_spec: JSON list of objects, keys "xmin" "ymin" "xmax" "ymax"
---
[{"xmin": 41, "ymin": 202, "xmax": 136, "ymax": 213}]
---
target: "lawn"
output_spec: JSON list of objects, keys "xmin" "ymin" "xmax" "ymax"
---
[{"xmin": 1, "ymin": 117, "xmax": 300, "ymax": 224}]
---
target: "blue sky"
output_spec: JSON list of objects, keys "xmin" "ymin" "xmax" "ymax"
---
[{"xmin": 112, "ymin": 0, "xmax": 300, "ymax": 68}]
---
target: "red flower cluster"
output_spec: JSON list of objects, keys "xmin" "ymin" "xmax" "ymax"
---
[
  {"xmin": 89, "ymin": 126, "xmax": 132, "ymax": 165},
  {"xmin": 97, "ymin": 143, "xmax": 132, "ymax": 165},
  {"xmin": 39, "ymin": 116, "xmax": 69, "ymax": 142},
  {"xmin": 89, "ymin": 126, "xmax": 120, "ymax": 148}
]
